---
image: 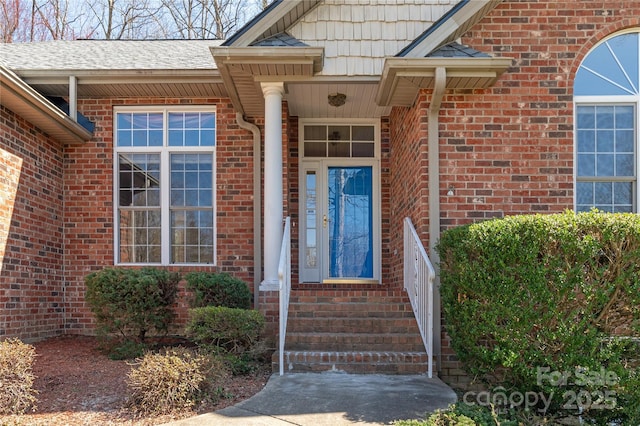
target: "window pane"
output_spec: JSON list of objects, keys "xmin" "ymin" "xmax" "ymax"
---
[
  {"xmin": 613, "ymin": 182, "xmax": 633, "ymax": 208},
  {"xmin": 169, "ymin": 112, "xmax": 217, "ymax": 147},
  {"xmin": 577, "ymin": 106, "xmax": 595, "ymax": 128},
  {"xmin": 352, "ymin": 126, "xmax": 375, "ymax": 141},
  {"xmin": 118, "ymin": 210, "xmax": 161, "ymax": 263},
  {"xmin": 577, "ymin": 154, "xmax": 595, "ymax": 176},
  {"xmin": 304, "ymin": 125, "xmax": 326, "ymax": 140},
  {"xmin": 328, "ymin": 126, "xmax": 350, "ymax": 141},
  {"xmin": 352, "ymin": 142, "xmax": 375, "ymax": 157},
  {"xmin": 616, "ymin": 154, "xmax": 634, "ymax": 176},
  {"xmin": 576, "ymin": 103, "xmax": 636, "ymax": 212},
  {"xmin": 116, "ymin": 108, "xmax": 216, "ymax": 265},
  {"xmin": 304, "ymin": 142, "xmax": 326, "ymax": 157},
  {"xmin": 576, "ymin": 33, "xmax": 639, "ymax": 96},
  {"xmin": 118, "ymin": 154, "xmax": 160, "ymax": 207},
  {"xmin": 596, "ymin": 154, "xmax": 614, "ymax": 176},
  {"xmin": 170, "ymin": 152, "xmax": 214, "ymax": 264}
]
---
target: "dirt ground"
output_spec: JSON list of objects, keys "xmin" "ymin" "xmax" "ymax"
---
[{"xmin": 0, "ymin": 335, "xmax": 271, "ymax": 426}]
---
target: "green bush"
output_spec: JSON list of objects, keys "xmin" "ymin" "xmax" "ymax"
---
[
  {"xmin": 394, "ymin": 402, "xmax": 516, "ymax": 426},
  {"xmin": 186, "ymin": 306, "xmax": 265, "ymax": 373},
  {"xmin": 436, "ymin": 211, "xmax": 640, "ymax": 424},
  {"xmin": 0, "ymin": 339, "xmax": 38, "ymax": 415},
  {"xmin": 85, "ymin": 267, "xmax": 180, "ymax": 343},
  {"xmin": 184, "ymin": 272, "xmax": 251, "ymax": 309},
  {"xmin": 126, "ymin": 347, "xmax": 229, "ymax": 415}
]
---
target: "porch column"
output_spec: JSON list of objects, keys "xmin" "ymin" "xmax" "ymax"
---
[{"xmin": 261, "ymin": 82, "xmax": 285, "ymax": 289}]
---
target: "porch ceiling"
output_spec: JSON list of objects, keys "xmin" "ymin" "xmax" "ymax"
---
[
  {"xmin": 211, "ymin": 46, "xmax": 324, "ymax": 117},
  {"xmin": 286, "ymin": 82, "xmax": 391, "ymax": 118},
  {"xmin": 376, "ymin": 57, "xmax": 513, "ymax": 107}
]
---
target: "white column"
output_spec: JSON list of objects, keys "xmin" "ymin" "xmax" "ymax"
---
[{"xmin": 261, "ymin": 82, "xmax": 285, "ymax": 289}]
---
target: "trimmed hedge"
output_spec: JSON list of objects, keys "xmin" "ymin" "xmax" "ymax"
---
[
  {"xmin": 85, "ymin": 267, "xmax": 180, "ymax": 343},
  {"xmin": 436, "ymin": 211, "xmax": 640, "ymax": 424},
  {"xmin": 186, "ymin": 306, "xmax": 265, "ymax": 355},
  {"xmin": 184, "ymin": 272, "xmax": 251, "ymax": 309}
]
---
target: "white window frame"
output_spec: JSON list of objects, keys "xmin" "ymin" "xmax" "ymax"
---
[
  {"xmin": 573, "ymin": 99, "xmax": 638, "ymax": 212},
  {"xmin": 113, "ymin": 105, "xmax": 217, "ymax": 266},
  {"xmin": 574, "ymin": 28, "xmax": 640, "ymax": 212},
  {"xmin": 298, "ymin": 118, "xmax": 381, "ymax": 283}
]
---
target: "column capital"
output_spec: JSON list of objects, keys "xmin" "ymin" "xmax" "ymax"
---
[{"xmin": 261, "ymin": 81, "xmax": 285, "ymax": 97}]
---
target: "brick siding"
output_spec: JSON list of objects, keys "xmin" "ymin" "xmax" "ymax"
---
[{"xmin": 0, "ymin": 105, "xmax": 65, "ymax": 341}]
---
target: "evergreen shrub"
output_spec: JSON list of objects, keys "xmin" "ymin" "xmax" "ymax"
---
[
  {"xmin": 436, "ymin": 211, "xmax": 640, "ymax": 424},
  {"xmin": 85, "ymin": 267, "xmax": 180, "ymax": 343},
  {"xmin": 184, "ymin": 272, "xmax": 251, "ymax": 309}
]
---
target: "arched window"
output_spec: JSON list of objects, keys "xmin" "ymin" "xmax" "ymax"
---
[{"xmin": 574, "ymin": 31, "xmax": 639, "ymax": 212}]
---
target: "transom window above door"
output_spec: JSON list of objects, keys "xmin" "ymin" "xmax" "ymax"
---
[
  {"xmin": 574, "ymin": 30, "xmax": 640, "ymax": 212},
  {"xmin": 303, "ymin": 124, "xmax": 375, "ymax": 158}
]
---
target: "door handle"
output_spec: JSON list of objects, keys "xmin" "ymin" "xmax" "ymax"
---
[{"xmin": 323, "ymin": 215, "xmax": 328, "ymax": 228}]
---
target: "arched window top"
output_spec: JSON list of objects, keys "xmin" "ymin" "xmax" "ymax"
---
[{"xmin": 575, "ymin": 31, "xmax": 640, "ymax": 96}]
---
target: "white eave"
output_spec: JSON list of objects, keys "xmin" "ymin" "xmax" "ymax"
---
[
  {"xmin": 376, "ymin": 57, "xmax": 513, "ymax": 107},
  {"xmin": 211, "ymin": 46, "xmax": 324, "ymax": 117},
  {"xmin": 1, "ymin": 65, "xmax": 93, "ymax": 144},
  {"xmin": 12, "ymin": 68, "xmax": 226, "ymax": 99}
]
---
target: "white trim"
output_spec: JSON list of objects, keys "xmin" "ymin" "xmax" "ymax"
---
[{"xmin": 113, "ymin": 105, "xmax": 217, "ymax": 266}]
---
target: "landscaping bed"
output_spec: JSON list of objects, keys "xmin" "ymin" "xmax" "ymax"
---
[{"xmin": 0, "ymin": 335, "xmax": 271, "ymax": 425}]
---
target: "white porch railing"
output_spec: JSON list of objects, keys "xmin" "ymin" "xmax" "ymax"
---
[
  {"xmin": 403, "ymin": 217, "xmax": 435, "ymax": 378},
  {"xmin": 277, "ymin": 217, "xmax": 292, "ymax": 376}
]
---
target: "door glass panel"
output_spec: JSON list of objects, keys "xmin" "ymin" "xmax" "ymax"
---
[
  {"xmin": 305, "ymin": 172, "xmax": 318, "ymax": 269},
  {"xmin": 328, "ymin": 166, "xmax": 373, "ymax": 279}
]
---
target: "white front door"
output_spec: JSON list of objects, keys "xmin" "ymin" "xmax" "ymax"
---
[{"xmin": 299, "ymin": 121, "xmax": 380, "ymax": 283}]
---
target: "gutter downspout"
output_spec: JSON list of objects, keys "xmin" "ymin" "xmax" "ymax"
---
[
  {"xmin": 236, "ymin": 113, "xmax": 262, "ymax": 309},
  {"xmin": 428, "ymin": 66, "xmax": 446, "ymax": 372}
]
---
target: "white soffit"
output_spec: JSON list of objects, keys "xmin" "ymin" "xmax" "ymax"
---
[{"xmin": 376, "ymin": 57, "xmax": 513, "ymax": 107}]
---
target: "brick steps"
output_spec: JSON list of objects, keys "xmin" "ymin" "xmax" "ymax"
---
[{"xmin": 273, "ymin": 289, "xmax": 429, "ymax": 374}]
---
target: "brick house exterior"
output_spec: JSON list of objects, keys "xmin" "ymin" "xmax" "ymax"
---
[{"xmin": 1, "ymin": 0, "xmax": 638, "ymax": 381}]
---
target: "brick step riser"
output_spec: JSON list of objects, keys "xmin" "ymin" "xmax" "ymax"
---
[
  {"xmin": 272, "ymin": 351, "xmax": 430, "ymax": 375},
  {"xmin": 285, "ymin": 336, "xmax": 425, "ymax": 352},
  {"xmin": 288, "ymin": 309, "xmax": 416, "ymax": 318},
  {"xmin": 286, "ymin": 319, "xmax": 419, "ymax": 333}
]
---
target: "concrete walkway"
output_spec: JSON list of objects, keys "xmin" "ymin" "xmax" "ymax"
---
[{"xmin": 164, "ymin": 372, "xmax": 457, "ymax": 425}]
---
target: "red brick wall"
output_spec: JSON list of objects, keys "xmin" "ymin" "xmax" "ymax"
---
[
  {"xmin": 63, "ymin": 97, "xmax": 257, "ymax": 334},
  {"xmin": 0, "ymin": 105, "xmax": 65, "ymax": 341},
  {"xmin": 384, "ymin": 0, "xmax": 640, "ymax": 386}
]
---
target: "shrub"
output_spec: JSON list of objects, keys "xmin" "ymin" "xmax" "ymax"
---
[
  {"xmin": 0, "ymin": 339, "xmax": 38, "ymax": 415},
  {"xmin": 186, "ymin": 306, "xmax": 266, "ymax": 374},
  {"xmin": 126, "ymin": 347, "xmax": 229, "ymax": 415},
  {"xmin": 85, "ymin": 267, "xmax": 180, "ymax": 343},
  {"xmin": 184, "ymin": 272, "xmax": 251, "ymax": 309},
  {"xmin": 436, "ymin": 211, "xmax": 640, "ymax": 423}
]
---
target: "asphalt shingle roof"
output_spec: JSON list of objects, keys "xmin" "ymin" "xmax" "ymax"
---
[
  {"xmin": 250, "ymin": 33, "xmax": 308, "ymax": 47},
  {"xmin": 427, "ymin": 41, "xmax": 490, "ymax": 58},
  {"xmin": 0, "ymin": 39, "xmax": 223, "ymax": 71}
]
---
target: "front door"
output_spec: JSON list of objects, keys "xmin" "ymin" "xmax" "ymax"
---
[{"xmin": 299, "ymin": 121, "xmax": 380, "ymax": 283}]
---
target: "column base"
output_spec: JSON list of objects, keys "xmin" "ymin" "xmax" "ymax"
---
[{"xmin": 260, "ymin": 279, "xmax": 279, "ymax": 292}]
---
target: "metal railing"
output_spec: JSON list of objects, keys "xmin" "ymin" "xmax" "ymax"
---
[
  {"xmin": 403, "ymin": 217, "xmax": 435, "ymax": 378},
  {"xmin": 278, "ymin": 217, "xmax": 292, "ymax": 376}
]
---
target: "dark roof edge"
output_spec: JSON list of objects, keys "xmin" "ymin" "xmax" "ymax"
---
[
  {"xmin": 396, "ymin": 0, "xmax": 469, "ymax": 57},
  {"xmin": 222, "ymin": 0, "xmax": 283, "ymax": 46}
]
